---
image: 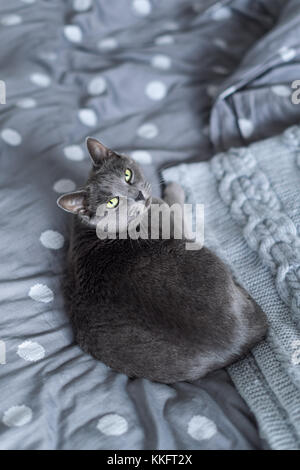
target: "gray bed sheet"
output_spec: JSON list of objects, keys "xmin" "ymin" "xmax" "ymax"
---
[{"xmin": 0, "ymin": 0, "xmax": 294, "ymax": 449}]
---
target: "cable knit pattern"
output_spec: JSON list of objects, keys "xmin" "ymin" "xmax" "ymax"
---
[
  {"xmin": 211, "ymin": 147, "xmax": 300, "ymax": 325},
  {"xmin": 282, "ymin": 126, "xmax": 300, "ymax": 170},
  {"xmin": 163, "ymin": 124, "xmax": 300, "ymax": 449}
]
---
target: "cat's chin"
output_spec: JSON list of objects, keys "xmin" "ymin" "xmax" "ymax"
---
[{"xmin": 130, "ymin": 198, "xmax": 152, "ymax": 224}]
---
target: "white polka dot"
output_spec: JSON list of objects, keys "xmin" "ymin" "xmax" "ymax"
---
[
  {"xmin": 40, "ymin": 51, "xmax": 57, "ymax": 61},
  {"xmin": 40, "ymin": 230, "xmax": 64, "ymax": 250},
  {"xmin": 207, "ymin": 85, "xmax": 218, "ymax": 98},
  {"xmin": 98, "ymin": 37, "xmax": 118, "ymax": 50},
  {"xmin": 1, "ymin": 128, "xmax": 22, "ymax": 146},
  {"xmin": 137, "ymin": 123, "xmax": 158, "ymax": 139},
  {"xmin": 16, "ymin": 98, "xmax": 37, "ymax": 109},
  {"xmin": 30, "ymin": 73, "xmax": 51, "ymax": 88},
  {"xmin": 212, "ymin": 65, "xmax": 229, "ymax": 75},
  {"xmin": 131, "ymin": 150, "xmax": 152, "ymax": 164},
  {"xmin": 155, "ymin": 35, "xmax": 174, "ymax": 45},
  {"xmin": 3, "ymin": 405, "xmax": 32, "ymax": 427},
  {"xmin": 145, "ymin": 81, "xmax": 167, "ymax": 101},
  {"xmin": 88, "ymin": 76, "xmax": 107, "ymax": 95},
  {"xmin": 214, "ymin": 38, "xmax": 227, "ymax": 50},
  {"xmin": 97, "ymin": 414, "xmax": 128, "ymax": 436},
  {"xmin": 212, "ymin": 7, "xmax": 232, "ymax": 21},
  {"xmin": 53, "ymin": 179, "xmax": 76, "ymax": 193},
  {"xmin": 271, "ymin": 85, "xmax": 291, "ymax": 97},
  {"xmin": 188, "ymin": 415, "xmax": 217, "ymax": 441},
  {"xmin": 29, "ymin": 284, "xmax": 54, "ymax": 303},
  {"xmin": 17, "ymin": 341, "xmax": 45, "ymax": 362},
  {"xmin": 151, "ymin": 54, "xmax": 171, "ymax": 70},
  {"xmin": 164, "ymin": 21, "xmax": 179, "ymax": 31},
  {"xmin": 279, "ymin": 47, "xmax": 296, "ymax": 62},
  {"xmin": 1, "ymin": 15, "xmax": 22, "ymax": 26},
  {"xmin": 132, "ymin": 0, "xmax": 151, "ymax": 16},
  {"xmin": 73, "ymin": 0, "xmax": 92, "ymax": 11},
  {"xmin": 63, "ymin": 145, "xmax": 85, "ymax": 161},
  {"xmin": 238, "ymin": 118, "xmax": 254, "ymax": 138},
  {"xmin": 78, "ymin": 108, "xmax": 98, "ymax": 127},
  {"xmin": 64, "ymin": 25, "xmax": 82, "ymax": 43}
]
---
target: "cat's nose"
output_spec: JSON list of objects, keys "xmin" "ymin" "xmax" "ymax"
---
[{"xmin": 135, "ymin": 191, "xmax": 145, "ymax": 202}]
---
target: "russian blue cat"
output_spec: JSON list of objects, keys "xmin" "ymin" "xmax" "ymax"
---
[{"xmin": 57, "ymin": 138, "xmax": 268, "ymax": 383}]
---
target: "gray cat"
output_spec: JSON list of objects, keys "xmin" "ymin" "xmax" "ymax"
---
[{"xmin": 57, "ymin": 138, "xmax": 268, "ymax": 384}]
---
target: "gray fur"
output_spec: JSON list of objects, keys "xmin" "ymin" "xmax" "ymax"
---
[{"xmin": 57, "ymin": 139, "xmax": 268, "ymax": 384}]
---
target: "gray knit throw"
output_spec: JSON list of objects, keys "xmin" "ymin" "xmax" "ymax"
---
[{"xmin": 163, "ymin": 125, "xmax": 300, "ymax": 450}]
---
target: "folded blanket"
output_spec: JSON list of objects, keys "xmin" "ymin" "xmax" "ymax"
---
[
  {"xmin": 162, "ymin": 125, "xmax": 300, "ymax": 450},
  {"xmin": 211, "ymin": 0, "xmax": 300, "ymax": 152}
]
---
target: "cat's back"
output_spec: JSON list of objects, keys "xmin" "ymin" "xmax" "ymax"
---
[
  {"xmin": 66, "ymin": 221, "xmax": 231, "ymax": 334},
  {"xmin": 70, "ymin": 218, "xmax": 227, "ymax": 294},
  {"xmin": 63, "ymin": 218, "xmax": 267, "ymax": 383}
]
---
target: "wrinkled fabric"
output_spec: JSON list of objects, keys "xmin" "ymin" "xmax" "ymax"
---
[{"xmin": 211, "ymin": 0, "xmax": 300, "ymax": 151}]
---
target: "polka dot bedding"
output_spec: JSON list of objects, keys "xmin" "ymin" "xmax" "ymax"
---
[{"xmin": 0, "ymin": 0, "xmax": 298, "ymax": 450}]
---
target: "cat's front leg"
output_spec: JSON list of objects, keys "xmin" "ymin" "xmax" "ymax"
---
[
  {"xmin": 162, "ymin": 182, "xmax": 191, "ymax": 241},
  {"xmin": 163, "ymin": 182, "xmax": 196, "ymax": 242},
  {"xmin": 163, "ymin": 182, "xmax": 185, "ymax": 207}
]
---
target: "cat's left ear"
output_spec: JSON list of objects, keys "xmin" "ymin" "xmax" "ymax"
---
[
  {"xmin": 57, "ymin": 190, "xmax": 87, "ymax": 214},
  {"xmin": 86, "ymin": 137, "xmax": 114, "ymax": 166}
]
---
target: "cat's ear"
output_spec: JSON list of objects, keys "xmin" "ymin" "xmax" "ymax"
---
[
  {"xmin": 86, "ymin": 137, "xmax": 114, "ymax": 166},
  {"xmin": 57, "ymin": 190, "xmax": 87, "ymax": 214}
]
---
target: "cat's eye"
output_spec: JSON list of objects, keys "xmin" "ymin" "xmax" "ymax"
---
[
  {"xmin": 106, "ymin": 197, "xmax": 119, "ymax": 209},
  {"xmin": 125, "ymin": 168, "xmax": 132, "ymax": 183}
]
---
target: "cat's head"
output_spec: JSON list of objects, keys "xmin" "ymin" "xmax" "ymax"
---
[{"xmin": 57, "ymin": 138, "xmax": 152, "ymax": 234}]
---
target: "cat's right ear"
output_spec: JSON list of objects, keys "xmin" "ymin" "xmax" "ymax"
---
[
  {"xmin": 86, "ymin": 137, "xmax": 113, "ymax": 166},
  {"xmin": 57, "ymin": 190, "xmax": 87, "ymax": 214}
]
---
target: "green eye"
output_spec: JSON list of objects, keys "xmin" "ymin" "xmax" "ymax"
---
[
  {"xmin": 106, "ymin": 197, "xmax": 119, "ymax": 209},
  {"xmin": 125, "ymin": 168, "xmax": 132, "ymax": 183}
]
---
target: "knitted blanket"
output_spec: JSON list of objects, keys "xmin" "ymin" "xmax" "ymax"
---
[{"xmin": 162, "ymin": 125, "xmax": 300, "ymax": 450}]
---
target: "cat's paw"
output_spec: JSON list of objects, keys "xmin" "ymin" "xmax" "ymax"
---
[{"xmin": 163, "ymin": 182, "xmax": 185, "ymax": 206}]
